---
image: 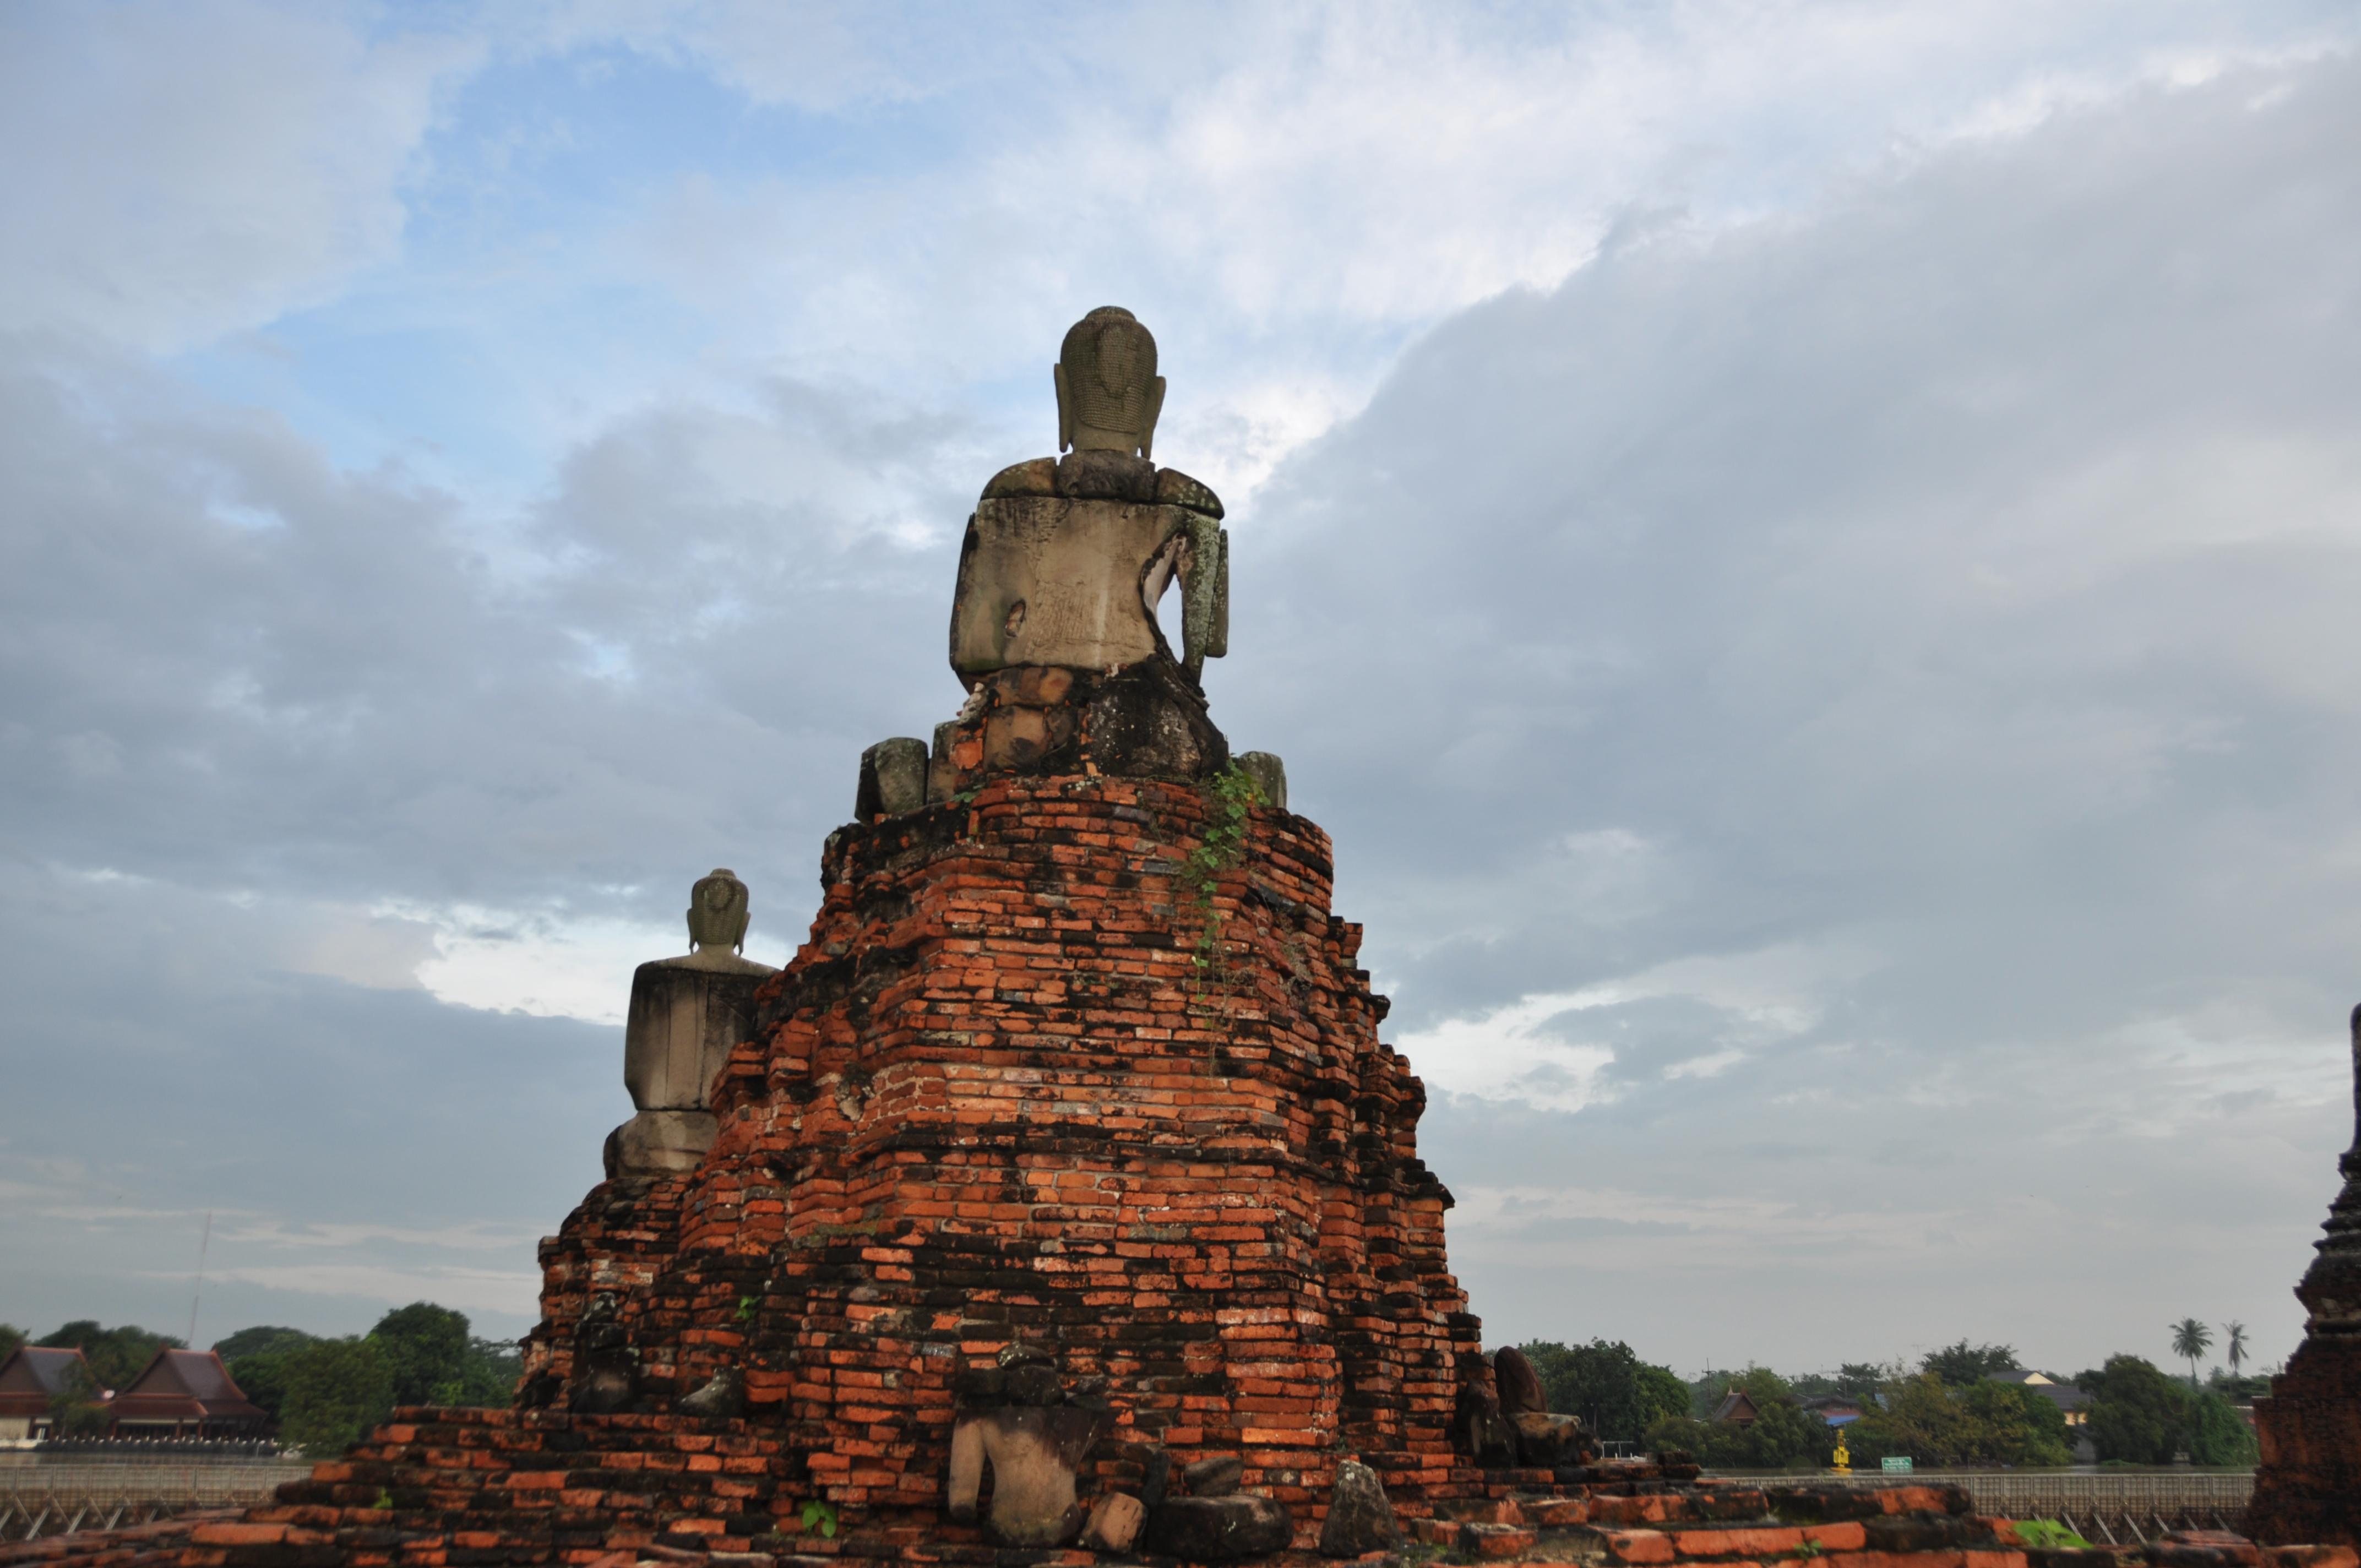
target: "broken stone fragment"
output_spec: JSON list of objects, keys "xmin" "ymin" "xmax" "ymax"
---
[
  {"xmin": 1235, "ymin": 750, "xmax": 1287, "ymax": 810},
  {"xmin": 1154, "ymin": 466, "xmax": 1225, "ymax": 518},
  {"xmin": 1182, "ymin": 1454, "xmax": 1243, "ymax": 1498},
  {"xmin": 677, "ymin": 1365, "xmax": 745, "ymax": 1419},
  {"xmin": 946, "ymin": 1404, "xmax": 1113, "ymax": 1547},
  {"xmin": 1316, "ymin": 1460, "xmax": 1404, "ymax": 1557},
  {"xmin": 856, "ymin": 737, "xmax": 929, "ymax": 818},
  {"xmin": 1494, "ymin": 1345, "xmax": 1547, "ymax": 1414},
  {"xmin": 1080, "ymin": 1493, "xmax": 1145, "ymax": 1553},
  {"xmin": 602, "ymin": 1109, "xmax": 718, "ymax": 1179},
  {"xmin": 1145, "ymin": 1495, "xmax": 1294, "ymax": 1560},
  {"xmin": 1510, "ymin": 1410, "xmax": 1590, "ymax": 1468}
]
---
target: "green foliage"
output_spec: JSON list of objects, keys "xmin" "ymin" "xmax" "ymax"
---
[
  {"xmin": 34, "ymin": 1320, "xmax": 184, "ymax": 1390},
  {"xmin": 369, "ymin": 1302, "xmax": 470, "ymax": 1407},
  {"xmin": 2186, "ymin": 1388, "xmax": 2259, "ymax": 1467},
  {"xmin": 212, "ymin": 1326, "xmax": 317, "ymax": 1362},
  {"xmin": 0, "ymin": 1324, "xmax": 24, "ymax": 1362},
  {"xmin": 1519, "ymin": 1340, "xmax": 1693, "ymax": 1443},
  {"xmin": 50, "ymin": 1359, "xmax": 114, "ymax": 1436},
  {"xmin": 2016, "ymin": 1522, "xmax": 2093, "ymax": 1549},
  {"xmin": 1183, "ymin": 765, "xmax": 1262, "ymax": 983},
  {"xmin": 1642, "ymin": 1408, "xmax": 1833, "ymax": 1471},
  {"xmin": 800, "ymin": 1500, "xmax": 839, "ymax": 1539},
  {"xmin": 2207, "ymin": 1368, "xmax": 2272, "ymax": 1401},
  {"xmin": 1919, "ymin": 1339, "xmax": 2020, "ymax": 1387},
  {"xmin": 280, "ymin": 1337, "xmax": 395, "ymax": 1456},
  {"xmin": 2077, "ymin": 1355, "xmax": 2190, "ymax": 1464},
  {"xmin": 227, "ymin": 1350, "xmax": 294, "ymax": 1426},
  {"xmin": 1843, "ymin": 1373, "xmax": 2067, "ymax": 1468},
  {"xmin": 1636, "ymin": 1364, "xmax": 1694, "ymax": 1433}
]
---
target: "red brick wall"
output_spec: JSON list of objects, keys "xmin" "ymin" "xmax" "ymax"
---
[{"xmin": 525, "ymin": 776, "xmax": 1484, "ymax": 1543}]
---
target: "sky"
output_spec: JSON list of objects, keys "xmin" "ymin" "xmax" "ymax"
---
[{"xmin": 4, "ymin": 0, "xmax": 2360, "ymax": 1386}]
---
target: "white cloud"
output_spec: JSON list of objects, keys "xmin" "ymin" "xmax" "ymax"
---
[{"xmin": 0, "ymin": 2, "xmax": 476, "ymax": 350}]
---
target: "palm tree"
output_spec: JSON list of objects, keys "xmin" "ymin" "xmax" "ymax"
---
[
  {"xmin": 2170, "ymin": 1318, "xmax": 2213, "ymax": 1388},
  {"xmin": 2223, "ymin": 1321, "xmax": 2249, "ymax": 1379}
]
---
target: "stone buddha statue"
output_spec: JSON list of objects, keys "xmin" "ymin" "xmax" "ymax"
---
[
  {"xmin": 926, "ymin": 307, "xmax": 1233, "ymax": 793},
  {"xmin": 603, "ymin": 869, "xmax": 778, "ymax": 1178}
]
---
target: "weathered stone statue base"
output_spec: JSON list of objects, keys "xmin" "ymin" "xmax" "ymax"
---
[
  {"xmin": 602, "ymin": 1108, "xmax": 718, "ymax": 1178},
  {"xmin": 928, "ymin": 654, "xmax": 1228, "ymax": 793}
]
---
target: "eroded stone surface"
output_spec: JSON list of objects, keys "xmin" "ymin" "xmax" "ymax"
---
[
  {"xmin": 946, "ymin": 1404, "xmax": 1112, "ymax": 1546},
  {"xmin": 1145, "ymin": 1494, "xmax": 1293, "ymax": 1560},
  {"xmin": 1318, "ymin": 1460, "xmax": 1405, "ymax": 1556}
]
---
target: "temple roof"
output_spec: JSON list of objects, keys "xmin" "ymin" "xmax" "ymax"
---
[
  {"xmin": 106, "ymin": 1348, "xmax": 265, "ymax": 1424},
  {"xmin": 0, "ymin": 1346, "xmax": 101, "ymax": 1417}
]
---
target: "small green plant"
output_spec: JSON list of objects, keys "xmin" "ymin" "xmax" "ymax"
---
[
  {"xmin": 1182, "ymin": 765, "xmax": 1262, "ymax": 997},
  {"xmin": 1793, "ymin": 1541, "xmax": 1823, "ymax": 1560},
  {"xmin": 372, "ymin": 1490, "xmax": 394, "ymax": 1511},
  {"xmin": 2015, "ymin": 1521, "xmax": 2094, "ymax": 1550},
  {"xmin": 799, "ymin": 1499, "xmax": 839, "ymax": 1539},
  {"xmin": 734, "ymin": 1295, "xmax": 757, "ymax": 1324}
]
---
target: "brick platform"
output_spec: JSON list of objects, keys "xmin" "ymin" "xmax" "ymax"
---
[{"xmin": 520, "ymin": 775, "xmax": 1480, "ymax": 1547}]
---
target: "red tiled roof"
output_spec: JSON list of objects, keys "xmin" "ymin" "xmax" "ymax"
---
[
  {"xmin": 106, "ymin": 1349, "xmax": 265, "ymax": 1425},
  {"xmin": 0, "ymin": 1347, "xmax": 101, "ymax": 1418}
]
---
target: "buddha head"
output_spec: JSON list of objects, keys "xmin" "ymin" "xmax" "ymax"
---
[
  {"xmin": 1055, "ymin": 306, "xmax": 1166, "ymax": 460},
  {"xmin": 686, "ymin": 868, "xmax": 750, "ymax": 954}
]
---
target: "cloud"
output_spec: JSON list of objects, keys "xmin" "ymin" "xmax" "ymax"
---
[
  {"xmin": 0, "ymin": 2, "xmax": 475, "ymax": 350},
  {"xmin": 1221, "ymin": 51, "xmax": 2361, "ymax": 1371}
]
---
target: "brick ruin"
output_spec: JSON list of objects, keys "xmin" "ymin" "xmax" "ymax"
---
[
  {"xmin": 2248, "ymin": 1006, "xmax": 2361, "ymax": 1546},
  {"xmin": 147, "ymin": 306, "xmax": 2361, "ymax": 1568}
]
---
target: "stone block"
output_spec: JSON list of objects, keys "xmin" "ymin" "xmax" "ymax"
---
[
  {"xmin": 1512, "ymin": 1410, "xmax": 1588, "ymax": 1468},
  {"xmin": 856, "ymin": 738, "xmax": 930, "ymax": 818},
  {"xmin": 603, "ymin": 1109, "xmax": 717, "ymax": 1177},
  {"xmin": 1236, "ymin": 750, "xmax": 1287, "ymax": 810},
  {"xmin": 1495, "ymin": 1346, "xmax": 1547, "ymax": 1414},
  {"xmin": 1145, "ymin": 1495, "xmax": 1294, "ymax": 1560},
  {"xmin": 1184, "ymin": 1454, "xmax": 1244, "ymax": 1498},
  {"xmin": 1459, "ymin": 1523, "xmax": 1539, "ymax": 1560},
  {"xmin": 1081, "ymin": 1493, "xmax": 1145, "ymax": 1553},
  {"xmin": 1317, "ymin": 1460, "xmax": 1403, "ymax": 1557}
]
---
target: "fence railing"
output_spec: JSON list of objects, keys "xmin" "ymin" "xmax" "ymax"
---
[
  {"xmin": 0, "ymin": 1462, "xmax": 310, "ymax": 1542},
  {"xmin": 1777, "ymin": 1470, "xmax": 2255, "ymax": 1545}
]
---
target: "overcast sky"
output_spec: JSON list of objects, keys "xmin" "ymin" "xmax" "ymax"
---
[{"xmin": 6, "ymin": 0, "xmax": 2360, "ymax": 1386}]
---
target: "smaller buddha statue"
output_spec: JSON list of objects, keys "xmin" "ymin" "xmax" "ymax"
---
[{"xmin": 606, "ymin": 870, "xmax": 778, "ymax": 1178}]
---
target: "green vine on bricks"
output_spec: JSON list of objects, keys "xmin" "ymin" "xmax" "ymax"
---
[{"xmin": 1183, "ymin": 765, "xmax": 1262, "ymax": 997}]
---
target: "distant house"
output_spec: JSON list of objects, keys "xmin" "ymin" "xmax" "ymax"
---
[
  {"xmin": 0, "ymin": 1346, "xmax": 103, "ymax": 1440},
  {"xmin": 105, "ymin": 1349, "xmax": 265, "ymax": 1437},
  {"xmin": 1992, "ymin": 1369, "xmax": 2092, "ymax": 1426},
  {"xmin": 1709, "ymin": 1389, "xmax": 1761, "ymax": 1427},
  {"xmin": 1799, "ymin": 1394, "xmax": 1865, "ymax": 1427}
]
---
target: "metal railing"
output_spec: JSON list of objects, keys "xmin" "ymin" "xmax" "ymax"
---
[{"xmin": 0, "ymin": 1462, "xmax": 310, "ymax": 1542}]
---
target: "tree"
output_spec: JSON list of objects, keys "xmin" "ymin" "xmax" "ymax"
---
[
  {"xmin": 1834, "ymin": 1362, "xmax": 1894, "ymax": 1401},
  {"xmin": 1517, "ymin": 1340, "xmax": 1691, "ymax": 1444},
  {"xmin": 0, "ymin": 1324, "xmax": 24, "ymax": 1362},
  {"xmin": 2078, "ymin": 1355, "xmax": 2190, "ymax": 1463},
  {"xmin": 34, "ymin": 1321, "xmax": 184, "ymax": 1391},
  {"xmin": 280, "ymin": 1338, "xmax": 394, "ymax": 1456},
  {"xmin": 2169, "ymin": 1319, "xmax": 2213, "ymax": 1389},
  {"xmin": 48, "ymin": 1359, "xmax": 113, "ymax": 1436},
  {"xmin": 1919, "ymin": 1340, "xmax": 2020, "ymax": 1387},
  {"xmin": 369, "ymin": 1303, "xmax": 469, "ymax": 1407},
  {"xmin": 2222, "ymin": 1322, "xmax": 2249, "ymax": 1377},
  {"xmin": 213, "ymin": 1326, "xmax": 317, "ymax": 1363},
  {"xmin": 2186, "ymin": 1389, "xmax": 2258, "ymax": 1467}
]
